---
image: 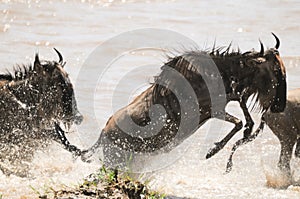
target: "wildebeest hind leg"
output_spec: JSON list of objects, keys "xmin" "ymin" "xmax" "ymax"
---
[
  {"xmin": 225, "ymin": 119, "xmax": 265, "ymax": 173},
  {"xmin": 102, "ymin": 143, "xmax": 132, "ymax": 170},
  {"xmin": 81, "ymin": 131, "xmax": 131, "ymax": 168},
  {"xmin": 206, "ymin": 113, "xmax": 243, "ymax": 159}
]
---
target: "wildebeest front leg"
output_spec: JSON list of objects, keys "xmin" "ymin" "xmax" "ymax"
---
[
  {"xmin": 52, "ymin": 123, "xmax": 82, "ymax": 158},
  {"xmin": 225, "ymin": 119, "xmax": 265, "ymax": 173},
  {"xmin": 240, "ymin": 98, "xmax": 254, "ymax": 138},
  {"xmin": 224, "ymin": 98, "xmax": 261, "ymax": 173},
  {"xmin": 206, "ymin": 113, "xmax": 243, "ymax": 159},
  {"xmin": 278, "ymin": 139, "xmax": 294, "ymax": 178}
]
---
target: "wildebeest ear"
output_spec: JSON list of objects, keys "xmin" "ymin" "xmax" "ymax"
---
[
  {"xmin": 270, "ymin": 68, "xmax": 287, "ymax": 113},
  {"xmin": 33, "ymin": 53, "xmax": 43, "ymax": 73}
]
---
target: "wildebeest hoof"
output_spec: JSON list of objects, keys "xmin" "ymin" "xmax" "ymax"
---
[
  {"xmin": 66, "ymin": 144, "xmax": 82, "ymax": 159},
  {"xmin": 225, "ymin": 161, "xmax": 233, "ymax": 174},
  {"xmin": 80, "ymin": 150, "xmax": 93, "ymax": 163},
  {"xmin": 206, "ymin": 142, "xmax": 223, "ymax": 159}
]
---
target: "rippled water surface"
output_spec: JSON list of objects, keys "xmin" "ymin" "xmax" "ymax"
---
[{"xmin": 1, "ymin": 0, "xmax": 300, "ymax": 198}]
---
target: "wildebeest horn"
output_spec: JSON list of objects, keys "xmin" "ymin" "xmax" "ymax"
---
[
  {"xmin": 53, "ymin": 48, "xmax": 63, "ymax": 65},
  {"xmin": 34, "ymin": 53, "xmax": 40, "ymax": 65},
  {"xmin": 271, "ymin": 32, "xmax": 280, "ymax": 49},
  {"xmin": 259, "ymin": 39, "xmax": 264, "ymax": 56},
  {"xmin": 33, "ymin": 53, "xmax": 43, "ymax": 72}
]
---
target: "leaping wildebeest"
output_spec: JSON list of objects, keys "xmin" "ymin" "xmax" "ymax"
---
[
  {"xmin": 0, "ymin": 49, "xmax": 83, "ymax": 177},
  {"xmin": 78, "ymin": 33, "xmax": 286, "ymax": 172}
]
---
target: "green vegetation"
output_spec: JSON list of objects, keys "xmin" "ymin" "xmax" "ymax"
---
[{"xmin": 36, "ymin": 165, "xmax": 165, "ymax": 199}]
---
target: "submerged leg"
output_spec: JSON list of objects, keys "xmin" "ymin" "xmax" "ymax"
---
[
  {"xmin": 206, "ymin": 112, "xmax": 243, "ymax": 159},
  {"xmin": 0, "ymin": 164, "xmax": 29, "ymax": 178},
  {"xmin": 225, "ymin": 119, "xmax": 265, "ymax": 173},
  {"xmin": 278, "ymin": 139, "xmax": 294, "ymax": 178}
]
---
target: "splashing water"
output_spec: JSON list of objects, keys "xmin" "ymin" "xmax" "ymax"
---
[{"xmin": 1, "ymin": 0, "xmax": 300, "ymax": 198}]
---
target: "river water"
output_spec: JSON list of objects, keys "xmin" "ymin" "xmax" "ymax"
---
[{"xmin": 1, "ymin": 0, "xmax": 300, "ymax": 198}]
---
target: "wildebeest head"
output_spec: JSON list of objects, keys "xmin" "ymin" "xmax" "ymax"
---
[
  {"xmin": 32, "ymin": 49, "xmax": 83, "ymax": 128},
  {"xmin": 246, "ymin": 33, "xmax": 286, "ymax": 113}
]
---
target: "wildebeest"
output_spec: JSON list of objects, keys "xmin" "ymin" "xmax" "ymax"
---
[
  {"xmin": 257, "ymin": 88, "xmax": 300, "ymax": 186},
  {"xmin": 0, "ymin": 49, "xmax": 83, "ymax": 177},
  {"xmin": 77, "ymin": 34, "xmax": 286, "ymax": 172}
]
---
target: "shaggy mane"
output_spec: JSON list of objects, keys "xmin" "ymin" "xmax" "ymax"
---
[
  {"xmin": 0, "ymin": 64, "xmax": 33, "ymax": 82},
  {"xmin": 152, "ymin": 45, "xmax": 263, "ymax": 110}
]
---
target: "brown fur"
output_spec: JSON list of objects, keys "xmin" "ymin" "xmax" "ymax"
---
[
  {"xmin": 80, "ymin": 35, "xmax": 287, "ymax": 172},
  {"xmin": 263, "ymin": 88, "xmax": 300, "ymax": 185},
  {"xmin": 0, "ymin": 49, "xmax": 83, "ymax": 177}
]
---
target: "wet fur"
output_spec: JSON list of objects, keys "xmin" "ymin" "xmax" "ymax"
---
[
  {"xmin": 263, "ymin": 88, "xmax": 300, "ymax": 186},
  {"xmin": 81, "ymin": 37, "xmax": 287, "ymax": 171},
  {"xmin": 0, "ymin": 50, "xmax": 83, "ymax": 177}
]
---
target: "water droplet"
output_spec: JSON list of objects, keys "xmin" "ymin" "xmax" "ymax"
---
[
  {"xmin": 237, "ymin": 27, "xmax": 243, "ymax": 33},
  {"xmin": 3, "ymin": 24, "xmax": 10, "ymax": 32}
]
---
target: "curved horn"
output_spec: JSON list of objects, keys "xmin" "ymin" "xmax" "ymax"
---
[
  {"xmin": 53, "ymin": 48, "xmax": 63, "ymax": 64},
  {"xmin": 271, "ymin": 32, "xmax": 280, "ymax": 49},
  {"xmin": 259, "ymin": 39, "xmax": 264, "ymax": 56}
]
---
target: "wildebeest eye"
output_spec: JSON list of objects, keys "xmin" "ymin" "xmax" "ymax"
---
[
  {"xmin": 247, "ymin": 57, "xmax": 266, "ymax": 66},
  {"xmin": 254, "ymin": 57, "xmax": 266, "ymax": 64}
]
